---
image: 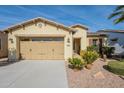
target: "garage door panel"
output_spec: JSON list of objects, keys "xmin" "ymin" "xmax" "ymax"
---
[
  {"xmin": 46, "ymin": 42, "xmax": 64, "ymax": 60},
  {"xmin": 20, "ymin": 42, "xmax": 31, "ymax": 59},
  {"xmin": 53, "ymin": 42, "xmax": 64, "ymax": 59},
  {"xmin": 30, "ymin": 42, "xmax": 47, "ymax": 59}
]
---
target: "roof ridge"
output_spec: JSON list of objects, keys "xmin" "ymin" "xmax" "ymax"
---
[
  {"xmin": 2, "ymin": 17, "xmax": 76, "ymax": 32},
  {"xmin": 70, "ymin": 24, "xmax": 88, "ymax": 30}
]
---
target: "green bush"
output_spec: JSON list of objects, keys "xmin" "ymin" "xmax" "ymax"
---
[
  {"xmin": 68, "ymin": 57, "xmax": 85, "ymax": 70},
  {"xmin": 107, "ymin": 61, "xmax": 124, "ymax": 75},
  {"xmin": 87, "ymin": 45, "xmax": 99, "ymax": 52},
  {"xmin": 102, "ymin": 46, "xmax": 115, "ymax": 58},
  {"xmin": 82, "ymin": 51, "xmax": 99, "ymax": 64},
  {"xmin": 80, "ymin": 50, "xmax": 86, "ymax": 57}
]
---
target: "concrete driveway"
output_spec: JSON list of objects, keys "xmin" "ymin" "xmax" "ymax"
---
[{"xmin": 0, "ymin": 60, "xmax": 68, "ymax": 88}]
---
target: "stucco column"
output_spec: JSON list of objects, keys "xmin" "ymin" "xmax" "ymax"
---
[{"xmin": 80, "ymin": 31, "xmax": 87, "ymax": 50}]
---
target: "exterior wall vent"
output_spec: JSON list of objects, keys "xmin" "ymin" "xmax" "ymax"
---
[{"xmin": 37, "ymin": 22, "xmax": 43, "ymax": 28}]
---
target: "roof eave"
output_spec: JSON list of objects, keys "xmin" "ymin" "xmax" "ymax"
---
[
  {"xmin": 2, "ymin": 17, "xmax": 76, "ymax": 33},
  {"xmin": 70, "ymin": 24, "xmax": 89, "ymax": 30}
]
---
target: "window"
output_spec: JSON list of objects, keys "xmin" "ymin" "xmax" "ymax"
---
[
  {"xmin": 31, "ymin": 37, "xmax": 64, "ymax": 42},
  {"xmin": 20, "ymin": 38, "xmax": 30, "ymax": 41},
  {"xmin": 92, "ymin": 39, "xmax": 97, "ymax": 46},
  {"xmin": 110, "ymin": 38, "xmax": 118, "ymax": 42},
  {"xmin": 0, "ymin": 38, "xmax": 1, "ymax": 50},
  {"xmin": 110, "ymin": 38, "xmax": 118, "ymax": 43},
  {"xmin": 110, "ymin": 38, "xmax": 118, "ymax": 45}
]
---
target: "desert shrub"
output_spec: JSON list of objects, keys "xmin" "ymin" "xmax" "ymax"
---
[
  {"xmin": 87, "ymin": 45, "xmax": 99, "ymax": 52},
  {"xmin": 102, "ymin": 46, "xmax": 115, "ymax": 58},
  {"xmin": 82, "ymin": 51, "xmax": 99, "ymax": 64},
  {"xmin": 80, "ymin": 50, "xmax": 86, "ymax": 57},
  {"xmin": 68, "ymin": 57, "xmax": 85, "ymax": 70}
]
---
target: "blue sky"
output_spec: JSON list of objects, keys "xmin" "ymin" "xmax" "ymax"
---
[{"xmin": 0, "ymin": 5, "xmax": 124, "ymax": 32}]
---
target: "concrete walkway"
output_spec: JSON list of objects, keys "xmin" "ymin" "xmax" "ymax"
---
[{"xmin": 0, "ymin": 60, "xmax": 68, "ymax": 88}]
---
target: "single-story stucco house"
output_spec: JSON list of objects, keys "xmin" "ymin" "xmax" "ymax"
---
[
  {"xmin": 0, "ymin": 32, "xmax": 8, "ymax": 58},
  {"xmin": 1, "ymin": 17, "xmax": 107, "ymax": 61}
]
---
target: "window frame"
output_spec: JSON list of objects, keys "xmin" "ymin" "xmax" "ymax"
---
[{"xmin": 92, "ymin": 39, "xmax": 97, "ymax": 46}]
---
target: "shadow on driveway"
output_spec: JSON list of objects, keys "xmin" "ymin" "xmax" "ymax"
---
[{"xmin": 0, "ymin": 58, "xmax": 18, "ymax": 67}]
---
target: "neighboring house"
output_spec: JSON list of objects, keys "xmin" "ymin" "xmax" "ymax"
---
[
  {"xmin": 1, "ymin": 17, "xmax": 107, "ymax": 61},
  {"xmin": 111, "ymin": 43, "xmax": 124, "ymax": 56},
  {"xmin": 98, "ymin": 30, "xmax": 124, "ymax": 46},
  {"xmin": 98, "ymin": 30, "xmax": 124, "ymax": 55},
  {"xmin": 0, "ymin": 32, "xmax": 8, "ymax": 58}
]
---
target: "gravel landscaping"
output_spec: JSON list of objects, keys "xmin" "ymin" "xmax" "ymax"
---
[{"xmin": 66, "ymin": 58, "xmax": 124, "ymax": 88}]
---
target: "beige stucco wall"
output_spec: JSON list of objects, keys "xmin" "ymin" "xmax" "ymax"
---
[
  {"xmin": 8, "ymin": 21, "xmax": 73, "ymax": 61},
  {"xmin": 0, "ymin": 32, "xmax": 8, "ymax": 58},
  {"xmin": 87, "ymin": 37, "xmax": 99, "ymax": 46},
  {"xmin": 72, "ymin": 27, "xmax": 87, "ymax": 50},
  {"xmin": 87, "ymin": 36, "xmax": 107, "ymax": 46}
]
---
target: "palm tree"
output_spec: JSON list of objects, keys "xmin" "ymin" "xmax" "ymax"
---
[{"xmin": 108, "ymin": 5, "xmax": 124, "ymax": 24}]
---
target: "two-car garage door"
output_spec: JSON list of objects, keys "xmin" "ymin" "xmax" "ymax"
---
[{"xmin": 20, "ymin": 37, "xmax": 64, "ymax": 60}]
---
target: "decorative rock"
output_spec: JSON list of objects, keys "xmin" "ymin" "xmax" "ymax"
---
[{"xmin": 94, "ymin": 71, "xmax": 105, "ymax": 79}]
